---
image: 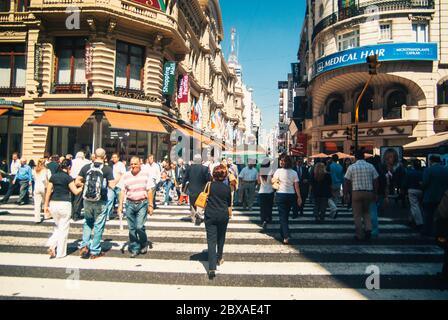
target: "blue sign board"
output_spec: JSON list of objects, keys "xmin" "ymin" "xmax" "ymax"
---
[{"xmin": 313, "ymin": 42, "xmax": 438, "ymax": 78}]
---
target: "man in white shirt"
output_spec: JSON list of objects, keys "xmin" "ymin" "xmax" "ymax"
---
[
  {"xmin": 0, "ymin": 152, "xmax": 21, "ymax": 204},
  {"xmin": 344, "ymin": 151, "xmax": 379, "ymax": 241},
  {"xmin": 70, "ymin": 151, "xmax": 91, "ymax": 221},
  {"xmin": 238, "ymin": 163, "xmax": 259, "ymax": 211},
  {"xmin": 143, "ymin": 154, "xmax": 161, "ymax": 209},
  {"xmin": 106, "ymin": 153, "xmax": 127, "ymax": 220}
]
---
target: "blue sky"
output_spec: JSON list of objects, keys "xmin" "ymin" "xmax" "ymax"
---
[{"xmin": 220, "ymin": 0, "xmax": 307, "ymax": 133}]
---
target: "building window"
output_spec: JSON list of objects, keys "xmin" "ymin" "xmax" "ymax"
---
[
  {"xmin": 353, "ymin": 89, "xmax": 374, "ymax": 123},
  {"xmin": 0, "ymin": 44, "xmax": 26, "ymax": 96},
  {"xmin": 412, "ymin": 23, "xmax": 428, "ymax": 43},
  {"xmin": 384, "ymin": 90, "xmax": 406, "ymax": 120},
  {"xmin": 319, "ymin": 42, "xmax": 325, "ymax": 58},
  {"xmin": 325, "ymin": 99, "xmax": 343, "ymax": 125},
  {"xmin": 115, "ymin": 41, "xmax": 144, "ymax": 92},
  {"xmin": 379, "ymin": 22, "xmax": 392, "ymax": 41},
  {"xmin": 53, "ymin": 38, "xmax": 86, "ymax": 93},
  {"xmin": 0, "ymin": 0, "xmax": 10, "ymax": 12},
  {"xmin": 337, "ymin": 30, "xmax": 359, "ymax": 51},
  {"xmin": 438, "ymin": 81, "xmax": 448, "ymax": 105},
  {"xmin": 319, "ymin": 4, "xmax": 324, "ymax": 18},
  {"xmin": 16, "ymin": 0, "xmax": 29, "ymax": 11}
]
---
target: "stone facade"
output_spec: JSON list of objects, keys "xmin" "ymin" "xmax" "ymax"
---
[
  {"xmin": 297, "ymin": 0, "xmax": 448, "ymax": 156},
  {"xmin": 0, "ymin": 0, "xmax": 244, "ymax": 161}
]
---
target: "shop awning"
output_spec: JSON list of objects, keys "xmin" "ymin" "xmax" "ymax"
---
[
  {"xmin": 104, "ymin": 111, "xmax": 168, "ymax": 134},
  {"xmin": 31, "ymin": 109, "xmax": 95, "ymax": 128},
  {"xmin": 162, "ymin": 118, "xmax": 225, "ymax": 148},
  {"xmin": 403, "ymin": 132, "xmax": 448, "ymax": 151},
  {"xmin": 310, "ymin": 153, "xmax": 329, "ymax": 159},
  {"xmin": 0, "ymin": 108, "xmax": 8, "ymax": 116}
]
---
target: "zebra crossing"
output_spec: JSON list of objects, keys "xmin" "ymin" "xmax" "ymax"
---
[{"xmin": 0, "ymin": 196, "xmax": 447, "ymax": 300}]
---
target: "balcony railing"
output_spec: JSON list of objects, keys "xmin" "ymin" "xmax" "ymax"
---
[
  {"xmin": 0, "ymin": 87, "xmax": 26, "ymax": 96},
  {"xmin": 0, "ymin": 12, "xmax": 29, "ymax": 23},
  {"xmin": 312, "ymin": 0, "xmax": 434, "ymax": 41}
]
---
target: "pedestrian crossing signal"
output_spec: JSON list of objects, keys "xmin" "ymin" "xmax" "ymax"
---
[{"xmin": 367, "ymin": 55, "xmax": 379, "ymax": 75}]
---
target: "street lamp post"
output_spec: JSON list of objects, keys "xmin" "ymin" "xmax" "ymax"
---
[{"xmin": 354, "ymin": 54, "xmax": 380, "ymax": 153}]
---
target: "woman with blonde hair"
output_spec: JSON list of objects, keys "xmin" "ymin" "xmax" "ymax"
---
[
  {"xmin": 310, "ymin": 162, "xmax": 332, "ymax": 223},
  {"xmin": 32, "ymin": 158, "xmax": 51, "ymax": 223}
]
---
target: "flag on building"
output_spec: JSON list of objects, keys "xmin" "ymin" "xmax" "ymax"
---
[{"xmin": 131, "ymin": 0, "xmax": 167, "ymax": 12}]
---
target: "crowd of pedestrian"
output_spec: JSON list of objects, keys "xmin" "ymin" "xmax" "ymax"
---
[{"xmin": 0, "ymin": 148, "xmax": 447, "ymax": 281}]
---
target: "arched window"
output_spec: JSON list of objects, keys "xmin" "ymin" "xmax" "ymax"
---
[
  {"xmin": 353, "ymin": 89, "xmax": 374, "ymax": 122},
  {"xmin": 384, "ymin": 90, "xmax": 406, "ymax": 119},
  {"xmin": 438, "ymin": 80, "xmax": 448, "ymax": 105},
  {"xmin": 325, "ymin": 99, "xmax": 343, "ymax": 125}
]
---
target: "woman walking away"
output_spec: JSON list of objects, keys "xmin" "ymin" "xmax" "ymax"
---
[
  {"xmin": 272, "ymin": 156, "xmax": 302, "ymax": 245},
  {"xmin": 205, "ymin": 165, "xmax": 232, "ymax": 280},
  {"xmin": 257, "ymin": 159, "xmax": 274, "ymax": 231},
  {"xmin": 44, "ymin": 160, "xmax": 83, "ymax": 259},
  {"xmin": 310, "ymin": 163, "xmax": 332, "ymax": 223},
  {"xmin": 33, "ymin": 159, "xmax": 50, "ymax": 223}
]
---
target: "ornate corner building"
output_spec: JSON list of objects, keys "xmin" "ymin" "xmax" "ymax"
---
[
  {"xmin": 295, "ymin": 0, "xmax": 448, "ymax": 156},
  {"xmin": 0, "ymin": 0, "xmax": 245, "ymax": 162}
]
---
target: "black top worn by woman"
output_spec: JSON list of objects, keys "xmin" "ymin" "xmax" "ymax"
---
[
  {"xmin": 310, "ymin": 173, "xmax": 332, "ymax": 198},
  {"xmin": 204, "ymin": 181, "xmax": 232, "ymax": 220}
]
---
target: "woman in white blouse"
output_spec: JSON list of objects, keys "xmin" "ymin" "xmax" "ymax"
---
[
  {"xmin": 272, "ymin": 155, "xmax": 302, "ymax": 244},
  {"xmin": 32, "ymin": 159, "xmax": 51, "ymax": 223},
  {"xmin": 257, "ymin": 159, "xmax": 275, "ymax": 231}
]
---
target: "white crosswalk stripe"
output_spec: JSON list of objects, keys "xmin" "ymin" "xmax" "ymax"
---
[{"xmin": 0, "ymin": 196, "xmax": 447, "ymax": 300}]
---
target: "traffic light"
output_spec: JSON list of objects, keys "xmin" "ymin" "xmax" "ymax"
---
[
  {"xmin": 367, "ymin": 54, "xmax": 379, "ymax": 75},
  {"xmin": 346, "ymin": 127, "xmax": 352, "ymax": 141}
]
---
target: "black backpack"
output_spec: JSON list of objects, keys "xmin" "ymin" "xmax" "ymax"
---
[{"xmin": 83, "ymin": 164, "xmax": 104, "ymax": 202}]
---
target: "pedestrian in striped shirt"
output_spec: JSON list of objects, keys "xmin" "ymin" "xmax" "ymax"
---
[{"xmin": 118, "ymin": 156, "xmax": 155, "ymax": 258}]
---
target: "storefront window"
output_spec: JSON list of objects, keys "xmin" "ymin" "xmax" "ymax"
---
[
  {"xmin": 0, "ymin": 115, "xmax": 23, "ymax": 161},
  {"xmin": 47, "ymin": 121, "xmax": 94, "ymax": 158},
  {"xmin": 53, "ymin": 38, "xmax": 86, "ymax": 94},
  {"xmin": 102, "ymin": 121, "xmax": 170, "ymax": 162},
  {"xmin": 0, "ymin": 44, "xmax": 26, "ymax": 95},
  {"xmin": 384, "ymin": 90, "xmax": 405, "ymax": 119},
  {"xmin": 115, "ymin": 41, "xmax": 144, "ymax": 92}
]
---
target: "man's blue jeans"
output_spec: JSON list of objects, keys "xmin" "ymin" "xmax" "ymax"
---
[
  {"xmin": 106, "ymin": 187, "xmax": 121, "ymax": 219},
  {"xmin": 163, "ymin": 181, "xmax": 174, "ymax": 204},
  {"xmin": 79, "ymin": 201, "xmax": 107, "ymax": 256},
  {"xmin": 125, "ymin": 200, "xmax": 149, "ymax": 254},
  {"xmin": 369, "ymin": 201, "xmax": 379, "ymax": 237}
]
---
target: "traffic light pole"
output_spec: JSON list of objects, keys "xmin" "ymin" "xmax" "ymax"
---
[{"xmin": 354, "ymin": 74, "xmax": 374, "ymax": 154}]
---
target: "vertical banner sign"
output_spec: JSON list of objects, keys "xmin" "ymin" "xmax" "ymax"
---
[
  {"xmin": 34, "ymin": 44, "xmax": 43, "ymax": 81},
  {"xmin": 287, "ymin": 73, "xmax": 294, "ymax": 118},
  {"xmin": 177, "ymin": 74, "xmax": 189, "ymax": 103},
  {"xmin": 85, "ymin": 42, "xmax": 94, "ymax": 81},
  {"xmin": 163, "ymin": 61, "xmax": 176, "ymax": 96},
  {"xmin": 291, "ymin": 63, "xmax": 300, "ymax": 84}
]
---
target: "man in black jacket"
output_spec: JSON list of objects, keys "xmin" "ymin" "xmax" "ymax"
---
[
  {"xmin": 292, "ymin": 158, "xmax": 311, "ymax": 217},
  {"xmin": 183, "ymin": 154, "xmax": 211, "ymax": 225}
]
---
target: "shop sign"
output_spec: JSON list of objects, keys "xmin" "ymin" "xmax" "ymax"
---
[
  {"xmin": 162, "ymin": 61, "xmax": 176, "ymax": 96},
  {"xmin": 322, "ymin": 125, "xmax": 413, "ymax": 140},
  {"xmin": 102, "ymin": 89, "xmax": 160, "ymax": 102},
  {"xmin": 291, "ymin": 63, "xmax": 300, "ymax": 84},
  {"xmin": 34, "ymin": 43, "xmax": 43, "ymax": 81},
  {"xmin": 278, "ymin": 81, "xmax": 288, "ymax": 89},
  {"xmin": 177, "ymin": 74, "xmax": 189, "ymax": 104},
  {"xmin": 291, "ymin": 133, "xmax": 308, "ymax": 156},
  {"xmin": 313, "ymin": 42, "xmax": 438, "ymax": 78}
]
